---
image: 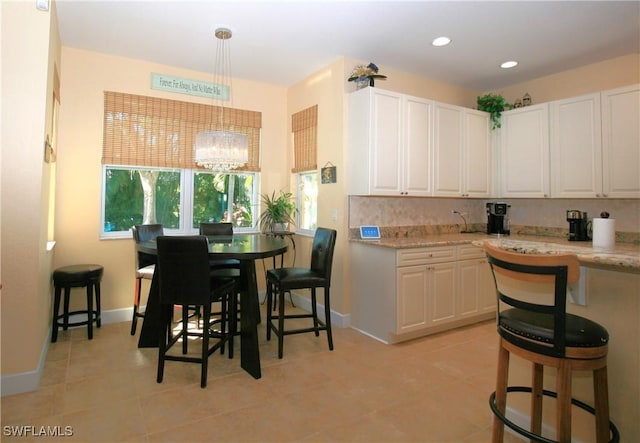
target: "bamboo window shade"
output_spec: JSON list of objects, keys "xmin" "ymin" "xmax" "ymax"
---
[
  {"xmin": 291, "ymin": 105, "xmax": 318, "ymax": 173},
  {"xmin": 102, "ymin": 91, "xmax": 262, "ymax": 171}
]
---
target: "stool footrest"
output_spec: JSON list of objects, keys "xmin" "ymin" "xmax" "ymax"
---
[
  {"xmin": 489, "ymin": 386, "xmax": 620, "ymax": 443},
  {"xmin": 56, "ymin": 310, "xmax": 100, "ymax": 328}
]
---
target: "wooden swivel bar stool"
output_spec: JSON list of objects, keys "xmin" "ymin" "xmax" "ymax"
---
[{"xmin": 483, "ymin": 241, "xmax": 619, "ymax": 443}]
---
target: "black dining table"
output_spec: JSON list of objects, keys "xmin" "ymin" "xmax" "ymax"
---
[{"xmin": 136, "ymin": 233, "xmax": 288, "ymax": 379}]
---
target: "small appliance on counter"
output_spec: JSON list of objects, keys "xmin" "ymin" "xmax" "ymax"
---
[
  {"xmin": 486, "ymin": 202, "xmax": 510, "ymax": 235},
  {"xmin": 566, "ymin": 209, "xmax": 590, "ymax": 241}
]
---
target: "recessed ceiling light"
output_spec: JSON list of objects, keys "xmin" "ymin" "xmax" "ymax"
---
[
  {"xmin": 432, "ymin": 36, "xmax": 451, "ymax": 47},
  {"xmin": 501, "ymin": 61, "xmax": 518, "ymax": 69}
]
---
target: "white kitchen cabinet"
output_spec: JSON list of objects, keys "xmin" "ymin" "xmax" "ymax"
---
[
  {"xmin": 551, "ymin": 85, "xmax": 640, "ymax": 198},
  {"xmin": 601, "ymin": 84, "xmax": 640, "ymax": 198},
  {"xmin": 500, "ymin": 104, "xmax": 550, "ymax": 197},
  {"xmin": 550, "ymin": 93, "xmax": 602, "ymax": 198},
  {"xmin": 351, "ymin": 242, "xmax": 495, "ymax": 344},
  {"xmin": 347, "ymin": 88, "xmax": 433, "ymax": 196},
  {"xmin": 433, "ymin": 104, "xmax": 492, "ymax": 197}
]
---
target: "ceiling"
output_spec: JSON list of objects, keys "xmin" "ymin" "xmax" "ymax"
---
[{"xmin": 55, "ymin": 1, "xmax": 640, "ymax": 92}]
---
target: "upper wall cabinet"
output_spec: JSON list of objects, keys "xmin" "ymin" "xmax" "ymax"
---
[
  {"xmin": 601, "ymin": 84, "xmax": 640, "ymax": 198},
  {"xmin": 550, "ymin": 93, "xmax": 602, "ymax": 198},
  {"xmin": 550, "ymin": 85, "xmax": 639, "ymax": 198},
  {"xmin": 433, "ymin": 104, "xmax": 492, "ymax": 197},
  {"xmin": 348, "ymin": 88, "xmax": 433, "ymax": 196},
  {"xmin": 500, "ymin": 104, "xmax": 550, "ymax": 198}
]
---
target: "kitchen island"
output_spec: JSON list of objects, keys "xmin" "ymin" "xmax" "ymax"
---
[{"xmin": 350, "ymin": 233, "xmax": 639, "ymax": 441}]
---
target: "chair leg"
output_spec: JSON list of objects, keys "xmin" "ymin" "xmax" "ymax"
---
[
  {"xmin": 51, "ymin": 286, "xmax": 62, "ymax": 343},
  {"xmin": 94, "ymin": 282, "xmax": 101, "ymax": 328},
  {"xmin": 86, "ymin": 284, "xmax": 94, "ymax": 340},
  {"xmin": 324, "ymin": 287, "xmax": 334, "ymax": 351},
  {"xmin": 531, "ymin": 362, "xmax": 544, "ymax": 436},
  {"xmin": 266, "ymin": 281, "xmax": 273, "ymax": 341},
  {"xmin": 63, "ymin": 288, "xmax": 71, "ymax": 330},
  {"xmin": 277, "ymin": 289, "xmax": 285, "ymax": 359},
  {"xmin": 200, "ymin": 304, "xmax": 210, "ymax": 388},
  {"xmin": 182, "ymin": 306, "xmax": 189, "ymax": 354},
  {"xmin": 157, "ymin": 304, "xmax": 170, "ymax": 384},
  {"xmin": 556, "ymin": 359, "xmax": 572, "ymax": 443},
  {"xmin": 492, "ymin": 341, "xmax": 509, "ymax": 443},
  {"xmin": 131, "ymin": 277, "xmax": 142, "ymax": 335},
  {"xmin": 228, "ymin": 291, "xmax": 237, "ymax": 360},
  {"xmin": 311, "ymin": 288, "xmax": 320, "ymax": 336},
  {"xmin": 593, "ymin": 366, "xmax": 611, "ymax": 443}
]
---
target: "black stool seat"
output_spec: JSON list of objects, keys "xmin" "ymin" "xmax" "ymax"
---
[{"xmin": 51, "ymin": 264, "xmax": 104, "ymax": 342}]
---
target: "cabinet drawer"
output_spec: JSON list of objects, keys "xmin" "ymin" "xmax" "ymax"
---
[
  {"xmin": 397, "ymin": 246, "xmax": 456, "ymax": 266},
  {"xmin": 457, "ymin": 244, "xmax": 485, "ymax": 260}
]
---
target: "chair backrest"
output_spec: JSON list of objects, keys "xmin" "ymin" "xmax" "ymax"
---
[
  {"xmin": 132, "ymin": 224, "xmax": 164, "ymax": 269},
  {"xmin": 132, "ymin": 224, "xmax": 164, "ymax": 242},
  {"xmin": 310, "ymin": 228, "xmax": 337, "ymax": 283},
  {"xmin": 156, "ymin": 235, "xmax": 211, "ymax": 306},
  {"xmin": 483, "ymin": 241, "xmax": 580, "ymax": 357},
  {"xmin": 199, "ymin": 222, "xmax": 233, "ymax": 236}
]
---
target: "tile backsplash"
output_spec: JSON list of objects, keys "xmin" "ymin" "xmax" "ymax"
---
[{"xmin": 348, "ymin": 196, "xmax": 640, "ymax": 242}]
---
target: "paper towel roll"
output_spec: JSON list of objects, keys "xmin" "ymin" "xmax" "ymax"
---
[{"xmin": 592, "ymin": 218, "xmax": 616, "ymax": 251}]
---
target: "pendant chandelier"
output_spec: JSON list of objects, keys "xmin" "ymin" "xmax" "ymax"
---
[{"xmin": 194, "ymin": 27, "xmax": 248, "ymax": 172}]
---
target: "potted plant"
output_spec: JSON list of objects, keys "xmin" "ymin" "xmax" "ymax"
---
[
  {"xmin": 477, "ymin": 94, "xmax": 513, "ymax": 130},
  {"xmin": 257, "ymin": 190, "xmax": 298, "ymax": 233},
  {"xmin": 348, "ymin": 62, "xmax": 387, "ymax": 89}
]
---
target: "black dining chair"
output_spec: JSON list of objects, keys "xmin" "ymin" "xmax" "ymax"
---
[
  {"xmin": 156, "ymin": 235, "xmax": 237, "ymax": 388},
  {"xmin": 265, "ymin": 227, "xmax": 337, "ymax": 358},
  {"xmin": 130, "ymin": 224, "xmax": 164, "ymax": 335}
]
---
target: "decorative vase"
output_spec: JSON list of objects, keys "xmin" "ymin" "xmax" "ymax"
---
[{"xmin": 355, "ymin": 78, "xmax": 369, "ymax": 90}]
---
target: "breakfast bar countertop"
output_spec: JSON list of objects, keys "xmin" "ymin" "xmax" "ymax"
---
[{"xmin": 350, "ymin": 233, "xmax": 640, "ymax": 274}]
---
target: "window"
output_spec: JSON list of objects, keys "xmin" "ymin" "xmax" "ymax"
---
[
  {"xmin": 100, "ymin": 91, "xmax": 262, "ymax": 238},
  {"xmin": 291, "ymin": 105, "xmax": 318, "ymax": 235},
  {"xmin": 102, "ymin": 166, "xmax": 257, "ymax": 237},
  {"xmin": 297, "ymin": 171, "xmax": 318, "ymax": 234}
]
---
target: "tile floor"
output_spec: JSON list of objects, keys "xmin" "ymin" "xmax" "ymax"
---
[{"xmin": 1, "ymin": 306, "xmax": 522, "ymax": 442}]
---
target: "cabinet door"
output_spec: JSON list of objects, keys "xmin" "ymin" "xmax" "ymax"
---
[
  {"xmin": 428, "ymin": 262, "xmax": 456, "ymax": 326},
  {"xmin": 397, "ymin": 265, "xmax": 428, "ymax": 333},
  {"xmin": 602, "ymin": 84, "xmax": 640, "ymax": 198},
  {"xmin": 370, "ymin": 90, "xmax": 403, "ymax": 195},
  {"xmin": 403, "ymin": 96, "xmax": 434, "ymax": 196},
  {"xmin": 433, "ymin": 103, "xmax": 463, "ymax": 196},
  {"xmin": 550, "ymin": 93, "xmax": 602, "ymax": 198},
  {"xmin": 501, "ymin": 104, "xmax": 550, "ymax": 197},
  {"xmin": 464, "ymin": 110, "xmax": 492, "ymax": 197},
  {"xmin": 457, "ymin": 258, "xmax": 495, "ymax": 317}
]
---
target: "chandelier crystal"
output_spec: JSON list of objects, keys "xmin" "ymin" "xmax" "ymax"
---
[{"xmin": 194, "ymin": 27, "xmax": 248, "ymax": 172}]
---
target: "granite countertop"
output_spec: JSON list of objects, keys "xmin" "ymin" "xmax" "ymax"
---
[{"xmin": 350, "ymin": 233, "xmax": 640, "ymax": 273}]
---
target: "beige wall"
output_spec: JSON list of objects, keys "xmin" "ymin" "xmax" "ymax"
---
[
  {"xmin": 496, "ymin": 53, "xmax": 640, "ymax": 105},
  {"xmin": 1, "ymin": 1, "xmax": 60, "ymax": 384},
  {"xmin": 54, "ymin": 48, "xmax": 288, "ymax": 315}
]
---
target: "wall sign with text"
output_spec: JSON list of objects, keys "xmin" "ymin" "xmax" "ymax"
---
[{"xmin": 151, "ymin": 73, "xmax": 229, "ymax": 100}]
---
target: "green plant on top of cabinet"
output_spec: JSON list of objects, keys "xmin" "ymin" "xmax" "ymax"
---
[{"xmin": 348, "ymin": 88, "xmax": 434, "ymax": 196}]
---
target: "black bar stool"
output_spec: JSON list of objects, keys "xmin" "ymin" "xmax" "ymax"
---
[{"xmin": 51, "ymin": 264, "xmax": 104, "ymax": 342}]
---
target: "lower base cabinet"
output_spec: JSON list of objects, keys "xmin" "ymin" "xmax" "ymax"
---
[{"xmin": 351, "ymin": 242, "xmax": 495, "ymax": 344}]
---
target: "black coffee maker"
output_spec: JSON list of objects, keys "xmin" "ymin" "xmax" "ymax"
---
[
  {"xmin": 567, "ymin": 209, "xmax": 590, "ymax": 241},
  {"xmin": 486, "ymin": 202, "xmax": 510, "ymax": 235}
]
